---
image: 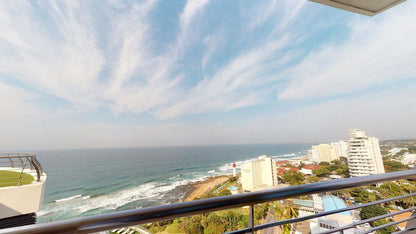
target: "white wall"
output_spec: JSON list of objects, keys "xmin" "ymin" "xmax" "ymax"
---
[{"xmin": 0, "ymin": 173, "xmax": 46, "ymax": 219}]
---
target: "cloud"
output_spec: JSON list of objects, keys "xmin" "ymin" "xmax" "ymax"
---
[
  {"xmin": 180, "ymin": 0, "xmax": 210, "ymax": 30},
  {"xmin": 279, "ymin": 1, "xmax": 416, "ymax": 100},
  {"xmin": 0, "ymin": 1, "xmax": 105, "ymax": 109},
  {"xmin": 201, "ymin": 32, "xmax": 224, "ymax": 68},
  {"xmin": 155, "ymin": 35, "xmax": 295, "ymax": 119},
  {"xmin": 0, "ymin": 0, "xmax": 415, "ymax": 150}
]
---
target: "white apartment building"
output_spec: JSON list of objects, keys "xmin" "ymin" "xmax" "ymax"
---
[
  {"xmin": 347, "ymin": 129, "xmax": 385, "ymax": 177},
  {"xmin": 308, "ymin": 141, "xmax": 348, "ymax": 163},
  {"xmin": 241, "ymin": 155, "xmax": 278, "ymax": 192},
  {"xmin": 308, "ymin": 149, "xmax": 321, "ymax": 163},
  {"xmin": 330, "ymin": 141, "xmax": 348, "ymax": 159}
]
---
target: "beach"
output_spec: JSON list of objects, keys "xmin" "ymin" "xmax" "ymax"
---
[{"xmin": 183, "ymin": 175, "xmax": 232, "ymax": 201}]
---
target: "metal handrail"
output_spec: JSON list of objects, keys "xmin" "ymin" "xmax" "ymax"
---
[
  {"xmin": 1, "ymin": 170, "xmax": 416, "ymax": 234},
  {"xmin": 319, "ymin": 206, "xmax": 416, "ymax": 234},
  {"xmin": 0, "ymin": 153, "xmax": 43, "ymax": 182},
  {"xmin": 230, "ymin": 192, "xmax": 416, "ymax": 234}
]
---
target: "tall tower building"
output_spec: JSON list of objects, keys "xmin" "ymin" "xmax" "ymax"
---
[
  {"xmin": 241, "ymin": 155, "xmax": 278, "ymax": 192},
  {"xmin": 347, "ymin": 129, "xmax": 385, "ymax": 177},
  {"xmin": 312, "ymin": 144, "xmax": 332, "ymax": 162}
]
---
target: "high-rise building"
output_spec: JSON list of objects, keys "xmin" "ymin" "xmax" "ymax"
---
[
  {"xmin": 330, "ymin": 141, "xmax": 348, "ymax": 160},
  {"xmin": 312, "ymin": 144, "xmax": 332, "ymax": 162},
  {"xmin": 241, "ymin": 155, "xmax": 278, "ymax": 192},
  {"xmin": 347, "ymin": 129, "xmax": 385, "ymax": 177},
  {"xmin": 308, "ymin": 149, "xmax": 321, "ymax": 163},
  {"xmin": 309, "ymin": 141, "xmax": 347, "ymax": 163}
]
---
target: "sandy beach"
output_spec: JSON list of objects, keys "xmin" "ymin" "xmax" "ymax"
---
[{"xmin": 183, "ymin": 175, "xmax": 231, "ymax": 202}]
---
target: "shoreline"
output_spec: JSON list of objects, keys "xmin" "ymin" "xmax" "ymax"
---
[{"xmin": 181, "ymin": 175, "xmax": 232, "ymax": 202}]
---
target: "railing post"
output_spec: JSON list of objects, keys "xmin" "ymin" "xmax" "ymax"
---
[{"xmin": 249, "ymin": 205, "xmax": 254, "ymax": 234}]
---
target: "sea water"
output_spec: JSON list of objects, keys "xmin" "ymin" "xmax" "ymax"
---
[{"xmin": 35, "ymin": 144, "xmax": 310, "ymax": 222}]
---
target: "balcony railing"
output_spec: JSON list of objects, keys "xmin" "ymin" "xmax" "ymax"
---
[
  {"xmin": 1, "ymin": 170, "xmax": 416, "ymax": 234},
  {"xmin": 0, "ymin": 153, "xmax": 44, "ymax": 182}
]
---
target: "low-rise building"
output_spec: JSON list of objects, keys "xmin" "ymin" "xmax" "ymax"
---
[{"xmin": 300, "ymin": 165, "xmax": 319, "ymax": 175}]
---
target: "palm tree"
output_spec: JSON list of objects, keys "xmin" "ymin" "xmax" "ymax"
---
[{"xmin": 271, "ymin": 200, "xmax": 298, "ymax": 233}]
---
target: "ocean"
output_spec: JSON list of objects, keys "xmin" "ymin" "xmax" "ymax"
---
[{"xmin": 35, "ymin": 144, "xmax": 311, "ymax": 223}]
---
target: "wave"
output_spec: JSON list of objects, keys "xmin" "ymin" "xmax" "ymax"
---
[
  {"xmin": 39, "ymin": 176, "xmax": 213, "ymax": 216},
  {"xmin": 218, "ymin": 160, "xmax": 244, "ymax": 172},
  {"xmin": 55, "ymin": 194, "xmax": 82, "ymax": 203},
  {"xmin": 39, "ymin": 151, "xmax": 307, "ymax": 219}
]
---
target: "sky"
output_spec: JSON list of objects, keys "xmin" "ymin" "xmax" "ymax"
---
[{"xmin": 0, "ymin": 0, "xmax": 415, "ymax": 150}]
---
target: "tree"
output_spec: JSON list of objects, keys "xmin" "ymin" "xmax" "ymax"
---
[
  {"xmin": 319, "ymin": 161, "xmax": 330, "ymax": 166},
  {"xmin": 254, "ymin": 203, "xmax": 269, "ymax": 224},
  {"xmin": 306, "ymin": 176, "xmax": 320, "ymax": 183},
  {"xmin": 360, "ymin": 205, "xmax": 387, "ymax": 220},
  {"xmin": 361, "ymin": 205, "xmax": 396, "ymax": 233},
  {"xmin": 272, "ymin": 201, "xmax": 298, "ymax": 233},
  {"xmin": 283, "ymin": 171, "xmax": 305, "ymax": 185},
  {"xmin": 383, "ymin": 160, "xmax": 408, "ymax": 172},
  {"xmin": 313, "ymin": 167, "xmax": 331, "ymax": 177},
  {"xmin": 183, "ymin": 216, "xmax": 204, "ymax": 234},
  {"xmin": 349, "ymin": 187, "xmax": 378, "ymax": 204}
]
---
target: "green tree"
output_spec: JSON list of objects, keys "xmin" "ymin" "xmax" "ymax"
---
[
  {"xmin": 383, "ymin": 160, "xmax": 408, "ymax": 172},
  {"xmin": 283, "ymin": 171, "xmax": 305, "ymax": 185},
  {"xmin": 373, "ymin": 219, "xmax": 396, "ymax": 234},
  {"xmin": 306, "ymin": 175, "xmax": 320, "ymax": 183},
  {"xmin": 360, "ymin": 205, "xmax": 387, "ymax": 220},
  {"xmin": 254, "ymin": 203, "xmax": 269, "ymax": 224},
  {"xmin": 319, "ymin": 161, "xmax": 330, "ymax": 166},
  {"xmin": 349, "ymin": 187, "xmax": 378, "ymax": 204},
  {"xmin": 272, "ymin": 202, "xmax": 298, "ymax": 233},
  {"xmin": 313, "ymin": 167, "xmax": 331, "ymax": 177},
  {"xmin": 360, "ymin": 205, "xmax": 396, "ymax": 233},
  {"xmin": 183, "ymin": 216, "xmax": 203, "ymax": 234}
]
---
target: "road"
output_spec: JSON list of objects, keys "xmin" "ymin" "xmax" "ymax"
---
[{"xmin": 262, "ymin": 210, "xmax": 280, "ymax": 234}]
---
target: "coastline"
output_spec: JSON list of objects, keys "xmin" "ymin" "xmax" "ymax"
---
[{"xmin": 182, "ymin": 175, "xmax": 232, "ymax": 202}]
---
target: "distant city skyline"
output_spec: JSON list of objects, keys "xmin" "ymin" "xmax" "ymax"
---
[{"xmin": 0, "ymin": 0, "xmax": 415, "ymax": 150}]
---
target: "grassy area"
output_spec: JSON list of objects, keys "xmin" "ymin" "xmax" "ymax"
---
[{"xmin": 0, "ymin": 171, "xmax": 34, "ymax": 187}]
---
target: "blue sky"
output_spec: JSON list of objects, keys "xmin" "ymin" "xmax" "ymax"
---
[{"xmin": 0, "ymin": 0, "xmax": 415, "ymax": 150}]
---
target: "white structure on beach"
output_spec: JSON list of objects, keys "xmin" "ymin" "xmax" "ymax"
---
[
  {"xmin": 347, "ymin": 129, "xmax": 385, "ymax": 177},
  {"xmin": 241, "ymin": 155, "xmax": 278, "ymax": 192},
  {"xmin": 308, "ymin": 141, "xmax": 347, "ymax": 163}
]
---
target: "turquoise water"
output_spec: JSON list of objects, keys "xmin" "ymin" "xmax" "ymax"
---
[{"xmin": 35, "ymin": 144, "xmax": 310, "ymax": 222}]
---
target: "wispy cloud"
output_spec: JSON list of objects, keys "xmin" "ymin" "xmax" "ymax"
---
[
  {"xmin": 0, "ymin": 0, "xmax": 414, "ymax": 149},
  {"xmin": 0, "ymin": 1, "xmax": 105, "ymax": 109},
  {"xmin": 279, "ymin": 1, "xmax": 416, "ymax": 100}
]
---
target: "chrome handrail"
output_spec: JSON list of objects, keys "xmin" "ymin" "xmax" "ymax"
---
[
  {"xmin": 1, "ymin": 170, "xmax": 416, "ymax": 234},
  {"xmin": 0, "ymin": 153, "xmax": 43, "ymax": 182}
]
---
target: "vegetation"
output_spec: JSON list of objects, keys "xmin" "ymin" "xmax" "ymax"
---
[
  {"xmin": 313, "ymin": 159, "xmax": 349, "ymax": 178},
  {"xmin": 254, "ymin": 203, "xmax": 269, "ymax": 225},
  {"xmin": 282, "ymin": 171, "xmax": 305, "ymax": 185},
  {"xmin": 272, "ymin": 201, "xmax": 298, "ymax": 233},
  {"xmin": 360, "ymin": 205, "xmax": 396, "ymax": 234},
  {"xmin": 383, "ymin": 159, "xmax": 408, "ymax": 172},
  {"xmin": 201, "ymin": 177, "xmax": 237, "ymax": 199},
  {"xmin": 0, "ymin": 171, "xmax": 34, "ymax": 187},
  {"xmin": 305, "ymin": 175, "xmax": 320, "ymax": 183},
  {"xmin": 146, "ymin": 210, "xmax": 250, "ymax": 234},
  {"xmin": 312, "ymin": 167, "xmax": 331, "ymax": 177}
]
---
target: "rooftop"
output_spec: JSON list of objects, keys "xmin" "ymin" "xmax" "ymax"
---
[{"xmin": 322, "ymin": 195, "xmax": 351, "ymax": 216}]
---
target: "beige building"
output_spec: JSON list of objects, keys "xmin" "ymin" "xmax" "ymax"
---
[
  {"xmin": 241, "ymin": 155, "xmax": 278, "ymax": 192},
  {"xmin": 309, "ymin": 141, "xmax": 347, "ymax": 163},
  {"xmin": 312, "ymin": 144, "xmax": 332, "ymax": 162},
  {"xmin": 347, "ymin": 129, "xmax": 385, "ymax": 177}
]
